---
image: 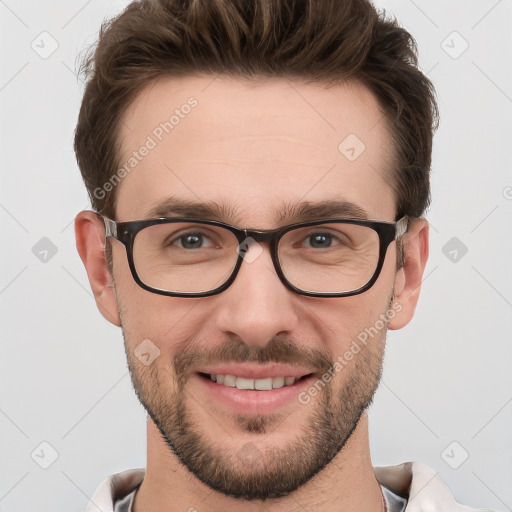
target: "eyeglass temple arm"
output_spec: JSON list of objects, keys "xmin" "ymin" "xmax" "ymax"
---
[
  {"xmin": 101, "ymin": 216, "xmax": 118, "ymax": 238},
  {"xmin": 395, "ymin": 215, "xmax": 409, "ymax": 239}
]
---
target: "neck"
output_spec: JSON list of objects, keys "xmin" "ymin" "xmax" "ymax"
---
[{"xmin": 133, "ymin": 413, "xmax": 383, "ymax": 512}]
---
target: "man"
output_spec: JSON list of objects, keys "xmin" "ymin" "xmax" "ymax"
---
[{"xmin": 73, "ymin": 0, "xmax": 492, "ymax": 510}]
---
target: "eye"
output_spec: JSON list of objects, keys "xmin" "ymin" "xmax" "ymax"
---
[
  {"xmin": 305, "ymin": 233, "xmax": 332, "ymax": 248},
  {"xmin": 300, "ymin": 231, "xmax": 347, "ymax": 249},
  {"xmin": 171, "ymin": 231, "xmax": 216, "ymax": 249}
]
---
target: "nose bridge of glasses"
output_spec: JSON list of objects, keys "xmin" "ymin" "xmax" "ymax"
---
[
  {"xmin": 242, "ymin": 227, "xmax": 279, "ymax": 244},
  {"xmin": 233, "ymin": 228, "xmax": 281, "ymax": 272},
  {"xmin": 236, "ymin": 227, "xmax": 281, "ymax": 258}
]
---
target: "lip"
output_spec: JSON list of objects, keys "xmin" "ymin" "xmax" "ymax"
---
[
  {"xmin": 193, "ymin": 363, "xmax": 313, "ymax": 380},
  {"xmin": 193, "ymin": 372, "xmax": 317, "ymax": 415}
]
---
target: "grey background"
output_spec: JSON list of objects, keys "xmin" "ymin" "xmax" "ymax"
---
[{"xmin": 1, "ymin": 0, "xmax": 511, "ymax": 510}]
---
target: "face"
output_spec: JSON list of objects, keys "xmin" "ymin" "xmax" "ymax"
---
[{"xmin": 77, "ymin": 75, "xmax": 427, "ymax": 501}]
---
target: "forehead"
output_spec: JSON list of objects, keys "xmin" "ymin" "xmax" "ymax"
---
[{"xmin": 115, "ymin": 75, "xmax": 396, "ymax": 226}]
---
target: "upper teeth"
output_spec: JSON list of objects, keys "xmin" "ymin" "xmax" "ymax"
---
[{"xmin": 210, "ymin": 374, "xmax": 298, "ymax": 390}]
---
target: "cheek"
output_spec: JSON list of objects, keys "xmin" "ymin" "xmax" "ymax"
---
[
  {"xmin": 113, "ymin": 266, "xmax": 199, "ymax": 362},
  {"xmin": 307, "ymin": 275, "xmax": 394, "ymax": 355},
  {"xmin": 111, "ymin": 240, "xmax": 160, "ymax": 314}
]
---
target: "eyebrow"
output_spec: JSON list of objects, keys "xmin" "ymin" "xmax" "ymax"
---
[{"xmin": 146, "ymin": 196, "xmax": 369, "ymax": 225}]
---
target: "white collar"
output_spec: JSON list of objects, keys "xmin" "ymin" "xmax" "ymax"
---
[{"xmin": 85, "ymin": 461, "xmax": 491, "ymax": 512}]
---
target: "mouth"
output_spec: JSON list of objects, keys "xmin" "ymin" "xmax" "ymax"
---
[
  {"xmin": 194, "ymin": 371, "xmax": 317, "ymax": 415},
  {"xmin": 197, "ymin": 372, "xmax": 313, "ymax": 390}
]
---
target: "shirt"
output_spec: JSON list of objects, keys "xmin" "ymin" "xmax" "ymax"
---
[{"xmin": 84, "ymin": 461, "xmax": 495, "ymax": 512}]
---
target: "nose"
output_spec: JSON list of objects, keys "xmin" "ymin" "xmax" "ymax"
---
[{"xmin": 214, "ymin": 242, "xmax": 299, "ymax": 347}]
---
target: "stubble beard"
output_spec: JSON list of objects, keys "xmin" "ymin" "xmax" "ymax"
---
[{"xmin": 118, "ymin": 297, "xmax": 391, "ymax": 501}]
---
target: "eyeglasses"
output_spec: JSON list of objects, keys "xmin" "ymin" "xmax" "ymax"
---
[{"xmin": 100, "ymin": 214, "xmax": 409, "ymax": 298}]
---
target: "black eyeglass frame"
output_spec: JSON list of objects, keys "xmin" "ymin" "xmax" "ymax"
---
[{"xmin": 100, "ymin": 213, "xmax": 409, "ymax": 298}]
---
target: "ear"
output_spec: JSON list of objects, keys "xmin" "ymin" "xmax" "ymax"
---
[
  {"xmin": 388, "ymin": 217, "xmax": 429, "ymax": 330},
  {"xmin": 75, "ymin": 211, "xmax": 121, "ymax": 327}
]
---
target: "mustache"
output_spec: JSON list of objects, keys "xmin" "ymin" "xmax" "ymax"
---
[{"xmin": 172, "ymin": 334, "xmax": 333, "ymax": 388}]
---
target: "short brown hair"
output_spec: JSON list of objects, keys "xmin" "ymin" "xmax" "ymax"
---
[{"xmin": 74, "ymin": 0, "xmax": 438, "ymax": 224}]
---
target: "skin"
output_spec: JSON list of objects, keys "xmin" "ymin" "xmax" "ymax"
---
[{"xmin": 75, "ymin": 75, "xmax": 429, "ymax": 512}]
